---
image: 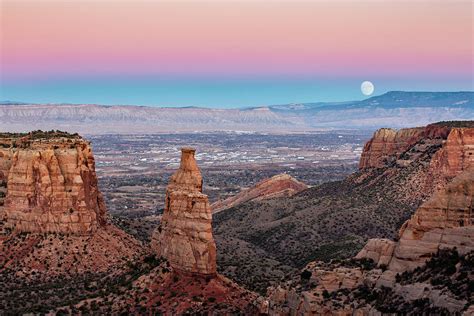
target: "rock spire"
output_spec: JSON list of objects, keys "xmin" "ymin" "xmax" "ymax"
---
[{"xmin": 152, "ymin": 148, "xmax": 217, "ymax": 275}]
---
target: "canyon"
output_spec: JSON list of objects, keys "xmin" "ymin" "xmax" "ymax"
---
[
  {"xmin": 213, "ymin": 121, "xmax": 474, "ymax": 294},
  {"xmin": 267, "ymin": 170, "xmax": 473, "ymax": 315},
  {"xmin": 0, "ymin": 136, "xmax": 260, "ymax": 314},
  {"xmin": 263, "ymin": 121, "xmax": 473, "ymax": 314},
  {"xmin": 0, "ymin": 121, "xmax": 472, "ymax": 314}
]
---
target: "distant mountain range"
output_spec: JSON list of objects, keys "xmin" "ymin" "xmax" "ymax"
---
[{"xmin": 1, "ymin": 91, "xmax": 472, "ymax": 134}]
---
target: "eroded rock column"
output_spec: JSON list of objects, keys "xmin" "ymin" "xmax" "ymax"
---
[{"xmin": 152, "ymin": 148, "xmax": 217, "ymax": 275}]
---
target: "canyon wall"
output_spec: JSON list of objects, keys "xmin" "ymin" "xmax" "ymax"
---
[
  {"xmin": 359, "ymin": 127, "xmax": 425, "ymax": 169},
  {"xmin": 268, "ymin": 170, "xmax": 473, "ymax": 315},
  {"xmin": 152, "ymin": 148, "xmax": 217, "ymax": 275},
  {"xmin": 358, "ymin": 124, "xmax": 473, "ymax": 197},
  {"xmin": 267, "ymin": 123, "xmax": 473, "ymax": 315},
  {"xmin": 359, "ymin": 124, "xmax": 471, "ymax": 171},
  {"xmin": 429, "ymin": 127, "xmax": 474, "ymax": 178},
  {"xmin": 0, "ymin": 133, "xmax": 106, "ymax": 234},
  {"xmin": 374, "ymin": 170, "xmax": 473, "ymax": 281}
]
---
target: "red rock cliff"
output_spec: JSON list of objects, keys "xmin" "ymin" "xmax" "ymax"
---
[
  {"xmin": 360, "ymin": 125, "xmax": 473, "ymax": 178},
  {"xmin": 429, "ymin": 127, "xmax": 474, "ymax": 178},
  {"xmin": 0, "ymin": 134, "xmax": 106, "ymax": 234},
  {"xmin": 383, "ymin": 170, "xmax": 474, "ymax": 274},
  {"xmin": 152, "ymin": 148, "xmax": 217, "ymax": 275},
  {"xmin": 359, "ymin": 127, "xmax": 425, "ymax": 169}
]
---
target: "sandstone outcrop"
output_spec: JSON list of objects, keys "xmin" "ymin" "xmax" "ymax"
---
[
  {"xmin": 267, "ymin": 258, "xmax": 371, "ymax": 315},
  {"xmin": 380, "ymin": 170, "xmax": 474, "ymax": 277},
  {"xmin": 359, "ymin": 127, "xmax": 425, "ymax": 169},
  {"xmin": 268, "ymin": 170, "xmax": 473, "ymax": 315},
  {"xmin": 359, "ymin": 124, "xmax": 472, "ymax": 172},
  {"xmin": 354, "ymin": 238, "xmax": 395, "ymax": 267},
  {"xmin": 356, "ymin": 124, "xmax": 474, "ymax": 204},
  {"xmin": 429, "ymin": 127, "xmax": 474, "ymax": 178},
  {"xmin": 212, "ymin": 173, "xmax": 307, "ymax": 213},
  {"xmin": 267, "ymin": 122, "xmax": 473, "ymax": 315},
  {"xmin": 0, "ymin": 132, "xmax": 106, "ymax": 234},
  {"xmin": 152, "ymin": 148, "xmax": 217, "ymax": 275},
  {"xmin": 0, "ymin": 131, "xmax": 144, "ymax": 278}
]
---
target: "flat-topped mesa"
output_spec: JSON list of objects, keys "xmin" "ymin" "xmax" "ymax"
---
[
  {"xmin": 0, "ymin": 131, "xmax": 107, "ymax": 234},
  {"xmin": 152, "ymin": 148, "xmax": 217, "ymax": 275}
]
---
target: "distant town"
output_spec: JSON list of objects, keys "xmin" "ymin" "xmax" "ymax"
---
[{"xmin": 90, "ymin": 131, "xmax": 371, "ymax": 218}]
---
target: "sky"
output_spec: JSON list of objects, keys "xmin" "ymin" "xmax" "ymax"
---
[{"xmin": 0, "ymin": 0, "xmax": 472, "ymax": 108}]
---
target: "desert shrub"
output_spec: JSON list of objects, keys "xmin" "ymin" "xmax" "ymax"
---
[{"xmin": 300, "ymin": 270, "xmax": 312, "ymax": 281}]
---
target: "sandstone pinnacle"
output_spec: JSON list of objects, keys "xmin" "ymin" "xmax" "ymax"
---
[{"xmin": 152, "ymin": 148, "xmax": 217, "ymax": 275}]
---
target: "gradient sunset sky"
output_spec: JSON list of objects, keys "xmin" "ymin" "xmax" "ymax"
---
[{"xmin": 1, "ymin": 0, "xmax": 472, "ymax": 107}]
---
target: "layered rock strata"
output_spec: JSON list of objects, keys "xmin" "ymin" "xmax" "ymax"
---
[
  {"xmin": 0, "ymin": 133, "xmax": 106, "ymax": 234},
  {"xmin": 359, "ymin": 124, "xmax": 472, "ymax": 171},
  {"xmin": 358, "ymin": 159, "xmax": 473, "ymax": 277},
  {"xmin": 267, "ymin": 170, "xmax": 473, "ymax": 315},
  {"xmin": 359, "ymin": 127, "xmax": 425, "ymax": 169},
  {"xmin": 267, "ymin": 122, "xmax": 473, "ymax": 315},
  {"xmin": 378, "ymin": 171, "xmax": 474, "ymax": 277},
  {"xmin": 212, "ymin": 173, "xmax": 307, "ymax": 213},
  {"xmin": 430, "ymin": 127, "xmax": 474, "ymax": 178},
  {"xmin": 152, "ymin": 148, "xmax": 217, "ymax": 275}
]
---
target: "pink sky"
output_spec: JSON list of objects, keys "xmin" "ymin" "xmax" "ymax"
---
[{"xmin": 1, "ymin": 1, "xmax": 472, "ymax": 79}]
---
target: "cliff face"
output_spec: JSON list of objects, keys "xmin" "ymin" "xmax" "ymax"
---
[
  {"xmin": 266, "ymin": 122, "xmax": 474, "ymax": 315},
  {"xmin": 429, "ymin": 127, "xmax": 474, "ymax": 178},
  {"xmin": 267, "ymin": 169, "xmax": 474, "ymax": 315},
  {"xmin": 0, "ymin": 132, "xmax": 143, "ymax": 279},
  {"xmin": 0, "ymin": 134, "xmax": 106, "ymax": 234},
  {"xmin": 357, "ymin": 124, "xmax": 473, "ymax": 198},
  {"xmin": 211, "ymin": 173, "xmax": 307, "ymax": 213},
  {"xmin": 359, "ymin": 127, "xmax": 425, "ymax": 169},
  {"xmin": 359, "ymin": 124, "xmax": 468, "ymax": 171},
  {"xmin": 152, "ymin": 148, "xmax": 217, "ymax": 275},
  {"xmin": 378, "ymin": 171, "xmax": 473, "ymax": 277}
]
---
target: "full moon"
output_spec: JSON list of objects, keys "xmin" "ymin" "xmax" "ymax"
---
[{"xmin": 361, "ymin": 81, "xmax": 375, "ymax": 96}]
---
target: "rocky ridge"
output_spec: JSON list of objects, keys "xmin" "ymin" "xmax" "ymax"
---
[
  {"xmin": 212, "ymin": 173, "xmax": 307, "ymax": 213},
  {"xmin": 371, "ymin": 170, "xmax": 474, "ymax": 284}
]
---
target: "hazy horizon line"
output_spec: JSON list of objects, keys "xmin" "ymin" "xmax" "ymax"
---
[{"xmin": 1, "ymin": 90, "xmax": 473, "ymax": 110}]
